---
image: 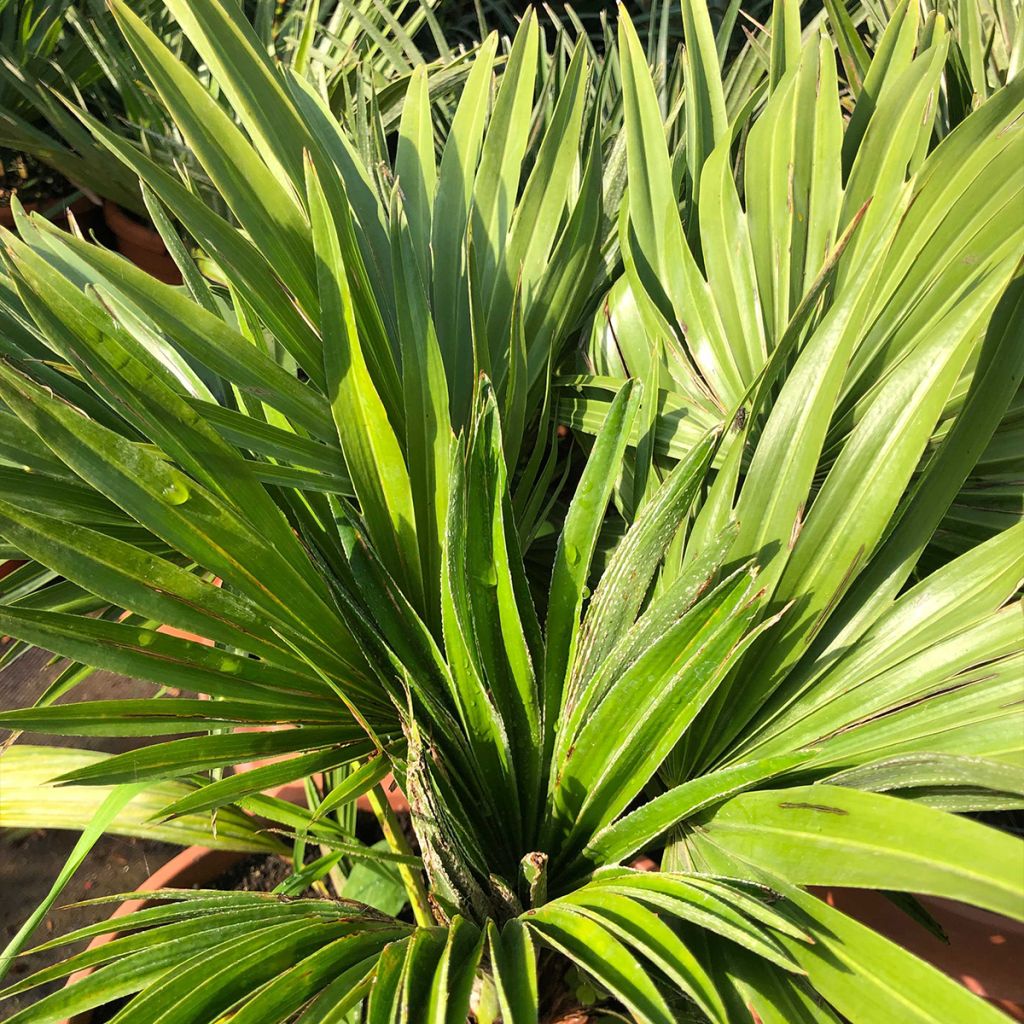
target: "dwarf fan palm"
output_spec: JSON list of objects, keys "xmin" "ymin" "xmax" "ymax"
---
[{"xmin": 0, "ymin": 1, "xmax": 1021, "ymax": 1022}]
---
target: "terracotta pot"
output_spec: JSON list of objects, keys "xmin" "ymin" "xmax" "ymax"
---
[
  {"xmin": 0, "ymin": 193, "xmax": 96, "ymax": 232},
  {"xmin": 0, "ymin": 560, "xmax": 25, "ymax": 583},
  {"xmin": 120, "ymin": 613, "xmax": 408, "ymax": 810},
  {"xmin": 102, "ymin": 200, "xmax": 181, "ymax": 284},
  {"xmin": 60, "ymin": 868, "xmax": 1023, "ymax": 1022},
  {"xmin": 53, "ymin": 758, "xmax": 409, "ymax": 1024},
  {"xmin": 59, "ymin": 776, "xmax": 308, "ymax": 1024},
  {"xmin": 62, "ymin": 845, "xmax": 246, "ymax": 1024},
  {"xmin": 817, "ymin": 888, "xmax": 1024, "ymax": 1020},
  {"xmin": 232, "ymin": 749, "xmax": 410, "ymax": 815}
]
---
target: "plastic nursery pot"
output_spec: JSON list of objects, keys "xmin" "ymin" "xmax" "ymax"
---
[
  {"xmin": 816, "ymin": 888, "xmax": 1024, "ymax": 1021},
  {"xmin": 102, "ymin": 200, "xmax": 182, "ymax": 285}
]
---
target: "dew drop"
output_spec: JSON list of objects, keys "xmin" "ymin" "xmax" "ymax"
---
[
  {"xmin": 565, "ymin": 544, "xmax": 581, "ymax": 566},
  {"xmin": 138, "ymin": 632, "xmax": 154, "ymax": 647},
  {"xmin": 219, "ymin": 657, "xmax": 242, "ymax": 674},
  {"xmin": 160, "ymin": 480, "xmax": 189, "ymax": 505}
]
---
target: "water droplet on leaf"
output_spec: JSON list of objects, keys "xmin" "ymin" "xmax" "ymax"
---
[{"xmin": 160, "ymin": 480, "xmax": 189, "ymax": 505}]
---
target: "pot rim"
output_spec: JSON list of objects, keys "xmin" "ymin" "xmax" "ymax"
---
[
  {"xmin": 62, "ymin": 846, "xmax": 246, "ymax": 1024},
  {"xmin": 59, "ymin": 780, "xmax": 306, "ymax": 1024}
]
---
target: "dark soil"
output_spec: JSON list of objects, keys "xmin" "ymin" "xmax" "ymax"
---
[
  {"xmin": 0, "ymin": 831, "xmax": 180, "ymax": 1016},
  {"xmin": 215, "ymin": 852, "xmax": 297, "ymax": 894},
  {"xmin": 0, "ymin": 645, "xmax": 171, "ymax": 757},
  {"xmin": 0, "ymin": 638, "xmax": 312, "ymax": 1018}
]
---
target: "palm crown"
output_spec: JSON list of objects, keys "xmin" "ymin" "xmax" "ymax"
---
[{"xmin": 0, "ymin": 1, "xmax": 1021, "ymax": 1022}]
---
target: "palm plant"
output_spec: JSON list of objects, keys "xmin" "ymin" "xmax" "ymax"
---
[
  {"xmin": 0, "ymin": 0, "xmax": 448, "ymax": 214},
  {"xmin": 0, "ymin": 0, "xmax": 80, "ymax": 119},
  {"xmin": 926, "ymin": 0, "xmax": 1023, "ymax": 111},
  {"xmin": 0, "ymin": 0, "xmax": 1022, "ymax": 1021},
  {"xmin": 1, "ymin": 0, "xmax": 159, "ymax": 212},
  {"xmin": 575, "ymin": 0, "xmax": 1024, "ymax": 566}
]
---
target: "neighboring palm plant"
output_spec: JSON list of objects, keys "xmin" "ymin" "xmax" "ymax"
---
[
  {"xmin": 1, "ymin": 0, "xmax": 166, "ymax": 212},
  {"xmin": 0, "ymin": 0, "xmax": 451, "ymax": 213},
  {"xmin": 928, "ymin": 0, "xmax": 1023, "ymax": 113},
  {"xmin": 575, "ymin": 0, "xmax": 1024, "ymax": 566},
  {"xmin": 0, "ymin": 0, "xmax": 611, "ymax": 674},
  {"xmin": 0, "ymin": 1, "xmax": 1022, "ymax": 1022}
]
